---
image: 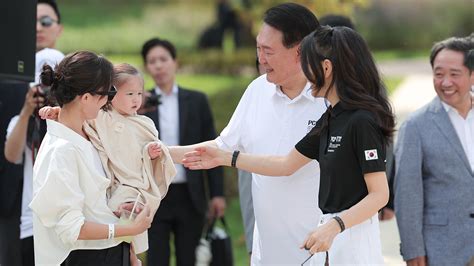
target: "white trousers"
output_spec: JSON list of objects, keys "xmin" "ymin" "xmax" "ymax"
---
[{"xmin": 310, "ymin": 213, "xmax": 384, "ymax": 265}]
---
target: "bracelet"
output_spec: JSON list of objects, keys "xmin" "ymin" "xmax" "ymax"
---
[
  {"xmin": 108, "ymin": 224, "xmax": 115, "ymax": 239},
  {"xmin": 333, "ymin": 216, "xmax": 345, "ymax": 233},
  {"xmin": 231, "ymin": 150, "xmax": 240, "ymax": 167}
]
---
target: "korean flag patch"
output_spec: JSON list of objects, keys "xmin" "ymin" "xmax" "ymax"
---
[{"xmin": 364, "ymin": 149, "xmax": 378, "ymax": 161}]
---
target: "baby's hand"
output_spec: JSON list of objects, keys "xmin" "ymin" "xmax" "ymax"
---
[
  {"xmin": 39, "ymin": 106, "xmax": 61, "ymax": 120},
  {"xmin": 148, "ymin": 142, "xmax": 162, "ymax": 160}
]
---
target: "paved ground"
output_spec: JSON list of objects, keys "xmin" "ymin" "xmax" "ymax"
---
[{"xmin": 377, "ymin": 59, "xmax": 435, "ymax": 265}]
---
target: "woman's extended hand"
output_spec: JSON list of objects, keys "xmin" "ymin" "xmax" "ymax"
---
[
  {"xmin": 300, "ymin": 219, "xmax": 340, "ymax": 254},
  {"xmin": 182, "ymin": 146, "xmax": 227, "ymax": 170},
  {"xmin": 38, "ymin": 106, "xmax": 61, "ymax": 120}
]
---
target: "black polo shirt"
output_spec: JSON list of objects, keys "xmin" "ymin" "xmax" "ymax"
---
[{"xmin": 295, "ymin": 103, "xmax": 386, "ymax": 214}]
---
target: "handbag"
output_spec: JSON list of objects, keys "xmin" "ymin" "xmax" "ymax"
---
[{"xmin": 195, "ymin": 217, "xmax": 234, "ymax": 266}]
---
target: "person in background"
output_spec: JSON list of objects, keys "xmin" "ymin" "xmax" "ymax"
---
[
  {"xmin": 394, "ymin": 36, "xmax": 474, "ymax": 266},
  {"xmin": 3, "ymin": 1, "xmax": 63, "ymax": 265},
  {"xmin": 141, "ymin": 37, "xmax": 226, "ymax": 266}
]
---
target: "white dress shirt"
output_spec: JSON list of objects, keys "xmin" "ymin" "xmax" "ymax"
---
[
  {"xmin": 30, "ymin": 120, "xmax": 121, "ymax": 265},
  {"xmin": 216, "ymin": 75, "xmax": 327, "ymax": 265},
  {"xmin": 155, "ymin": 84, "xmax": 187, "ymax": 183},
  {"xmin": 442, "ymin": 102, "xmax": 474, "ymax": 172}
]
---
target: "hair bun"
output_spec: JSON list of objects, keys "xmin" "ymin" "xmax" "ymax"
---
[{"xmin": 40, "ymin": 64, "xmax": 55, "ymax": 86}]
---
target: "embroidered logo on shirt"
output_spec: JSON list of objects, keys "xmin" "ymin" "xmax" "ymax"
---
[
  {"xmin": 307, "ymin": 120, "xmax": 317, "ymax": 133},
  {"xmin": 364, "ymin": 149, "xmax": 378, "ymax": 161},
  {"xmin": 327, "ymin": 135, "xmax": 343, "ymax": 152}
]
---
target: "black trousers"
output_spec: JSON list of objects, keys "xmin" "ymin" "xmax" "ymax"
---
[
  {"xmin": 21, "ymin": 236, "xmax": 34, "ymax": 266},
  {"xmin": 61, "ymin": 243, "xmax": 130, "ymax": 266},
  {"xmin": 147, "ymin": 184, "xmax": 205, "ymax": 266},
  {"xmin": 0, "ymin": 208, "xmax": 21, "ymax": 266}
]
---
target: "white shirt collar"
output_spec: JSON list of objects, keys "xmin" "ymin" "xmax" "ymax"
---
[
  {"xmin": 273, "ymin": 82, "xmax": 315, "ymax": 103},
  {"xmin": 441, "ymin": 101, "xmax": 474, "ymax": 117},
  {"xmin": 154, "ymin": 83, "xmax": 179, "ymax": 96},
  {"xmin": 46, "ymin": 120, "xmax": 92, "ymax": 152}
]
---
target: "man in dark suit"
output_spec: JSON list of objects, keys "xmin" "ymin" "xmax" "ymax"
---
[
  {"xmin": 0, "ymin": 81, "xmax": 27, "ymax": 266},
  {"xmin": 141, "ymin": 37, "xmax": 226, "ymax": 266}
]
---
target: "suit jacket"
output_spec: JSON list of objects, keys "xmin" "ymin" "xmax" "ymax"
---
[
  {"xmin": 0, "ymin": 81, "xmax": 28, "ymax": 217},
  {"xmin": 394, "ymin": 97, "xmax": 474, "ymax": 265},
  {"xmin": 144, "ymin": 86, "xmax": 224, "ymax": 215}
]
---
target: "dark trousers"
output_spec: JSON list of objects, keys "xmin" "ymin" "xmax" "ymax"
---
[
  {"xmin": 147, "ymin": 184, "xmax": 205, "ymax": 266},
  {"xmin": 61, "ymin": 243, "xmax": 130, "ymax": 266},
  {"xmin": 0, "ymin": 209, "xmax": 21, "ymax": 266},
  {"xmin": 21, "ymin": 236, "xmax": 34, "ymax": 266}
]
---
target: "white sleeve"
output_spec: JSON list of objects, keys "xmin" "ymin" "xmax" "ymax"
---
[
  {"xmin": 6, "ymin": 115, "xmax": 23, "ymax": 164},
  {"xmin": 29, "ymin": 148, "xmax": 85, "ymax": 245},
  {"xmin": 215, "ymin": 84, "xmax": 253, "ymax": 152}
]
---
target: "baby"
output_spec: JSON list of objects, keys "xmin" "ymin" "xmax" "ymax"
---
[{"xmin": 40, "ymin": 63, "xmax": 176, "ymax": 253}]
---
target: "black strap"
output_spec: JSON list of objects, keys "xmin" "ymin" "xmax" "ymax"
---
[
  {"xmin": 231, "ymin": 150, "xmax": 240, "ymax": 167},
  {"xmin": 205, "ymin": 217, "xmax": 230, "ymax": 239}
]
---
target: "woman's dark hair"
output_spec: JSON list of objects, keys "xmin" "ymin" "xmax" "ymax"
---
[
  {"xmin": 40, "ymin": 50, "xmax": 113, "ymax": 107},
  {"xmin": 141, "ymin": 38, "xmax": 177, "ymax": 63},
  {"xmin": 301, "ymin": 26, "xmax": 395, "ymax": 143},
  {"xmin": 319, "ymin": 14, "xmax": 355, "ymax": 30},
  {"xmin": 263, "ymin": 3, "xmax": 319, "ymax": 48},
  {"xmin": 38, "ymin": 0, "xmax": 61, "ymax": 23}
]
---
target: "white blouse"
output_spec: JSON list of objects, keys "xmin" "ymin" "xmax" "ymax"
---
[{"xmin": 30, "ymin": 120, "xmax": 121, "ymax": 265}]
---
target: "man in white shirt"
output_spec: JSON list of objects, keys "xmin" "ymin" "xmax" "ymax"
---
[
  {"xmin": 172, "ymin": 3, "xmax": 326, "ymax": 265},
  {"xmin": 2, "ymin": 1, "xmax": 63, "ymax": 265},
  {"xmin": 394, "ymin": 36, "xmax": 474, "ymax": 266}
]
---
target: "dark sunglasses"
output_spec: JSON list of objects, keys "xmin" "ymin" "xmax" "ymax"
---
[
  {"xmin": 37, "ymin": 16, "xmax": 57, "ymax": 27},
  {"xmin": 108, "ymin": 85, "xmax": 117, "ymax": 101},
  {"xmin": 93, "ymin": 85, "xmax": 117, "ymax": 101}
]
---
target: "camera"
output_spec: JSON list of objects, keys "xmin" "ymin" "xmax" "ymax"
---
[
  {"xmin": 30, "ymin": 83, "xmax": 50, "ymax": 99},
  {"xmin": 143, "ymin": 94, "xmax": 161, "ymax": 109}
]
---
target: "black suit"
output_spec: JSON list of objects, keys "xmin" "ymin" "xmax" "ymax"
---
[
  {"xmin": 144, "ymin": 87, "xmax": 224, "ymax": 266},
  {"xmin": 0, "ymin": 80, "xmax": 28, "ymax": 266}
]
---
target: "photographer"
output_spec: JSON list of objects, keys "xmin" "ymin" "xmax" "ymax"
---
[{"xmin": 2, "ymin": 1, "xmax": 63, "ymax": 265}]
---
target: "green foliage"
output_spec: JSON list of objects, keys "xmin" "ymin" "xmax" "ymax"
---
[
  {"xmin": 179, "ymin": 48, "xmax": 257, "ymax": 75},
  {"xmin": 356, "ymin": 0, "xmax": 473, "ymax": 51},
  {"xmin": 57, "ymin": 2, "xmax": 215, "ymax": 54}
]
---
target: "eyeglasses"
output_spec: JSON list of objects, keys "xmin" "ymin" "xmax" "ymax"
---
[{"xmin": 37, "ymin": 16, "xmax": 58, "ymax": 27}]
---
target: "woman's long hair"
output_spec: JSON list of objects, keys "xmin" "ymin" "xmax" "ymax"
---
[{"xmin": 301, "ymin": 26, "xmax": 395, "ymax": 143}]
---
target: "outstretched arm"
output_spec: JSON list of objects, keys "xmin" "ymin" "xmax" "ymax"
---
[
  {"xmin": 183, "ymin": 146, "xmax": 312, "ymax": 177},
  {"xmin": 168, "ymin": 140, "xmax": 217, "ymax": 164}
]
